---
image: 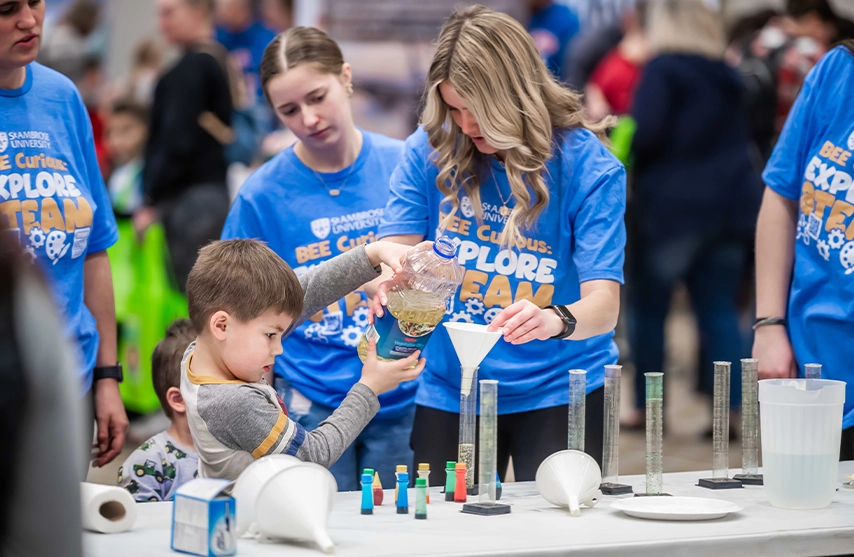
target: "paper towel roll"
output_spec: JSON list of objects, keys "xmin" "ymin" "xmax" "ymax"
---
[{"xmin": 80, "ymin": 482, "xmax": 137, "ymax": 533}]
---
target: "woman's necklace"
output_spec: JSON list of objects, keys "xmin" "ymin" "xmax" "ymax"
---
[
  {"xmin": 491, "ymin": 164, "xmax": 514, "ymax": 217},
  {"xmin": 311, "ymin": 162, "xmax": 357, "ymax": 197}
]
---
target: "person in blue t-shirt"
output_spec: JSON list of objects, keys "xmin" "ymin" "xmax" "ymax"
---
[
  {"xmin": 755, "ymin": 42, "xmax": 854, "ymax": 460},
  {"xmin": 528, "ymin": 0, "xmax": 580, "ymax": 80},
  {"xmin": 220, "ymin": 27, "xmax": 414, "ymax": 491},
  {"xmin": 376, "ymin": 6, "xmax": 625, "ymax": 482},
  {"xmin": 215, "ymin": 0, "xmax": 276, "ymax": 104},
  {"xmin": 0, "ymin": 0, "xmax": 126, "ymax": 467}
]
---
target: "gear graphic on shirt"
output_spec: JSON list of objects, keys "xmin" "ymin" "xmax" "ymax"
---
[
  {"xmin": 28, "ymin": 226, "xmax": 46, "ymax": 248},
  {"xmin": 23, "ymin": 245, "xmax": 36, "ymax": 263},
  {"xmin": 817, "ymin": 239, "xmax": 831, "ymax": 261},
  {"xmin": 484, "ymin": 307, "xmax": 502, "ymax": 324},
  {"xmin": 796, "ymin": 214, "xmax": 807, "ymax": 240},
  {"xmin": 464, "ymin": 297, "xmax": 485, "ymax": 315},
  {"xmin": 340, "ymin": 325, "xmax": 363, "ymax": 348},
  {"xmin": 304, "ymin": 322, "xmax": 329, "ymax": 343},
  {"xmin": 841, "ymin": 241, "xmax": 854, "ymax": 274},
  {"xmin": 828, "ymin": 229, "xmax": 846, "ymax": 250},
  {"xmin": 352, "ymin": 306, "xmax": 371, "ymax": 328},
  {"xmin": 449, "ymin": 311, "xmax": 473, "ymax": 323}
]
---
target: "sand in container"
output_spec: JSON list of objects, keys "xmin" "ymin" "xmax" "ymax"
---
[
  {"xmin": 600, "ymin": 365, "xmax": 632, "ymax": 495},
  {"xmin": 568, "ymin": 370, "xmax": 586, "ymax": 452},
  {"xmin": 734, "ymin": 358, "xmax": 763, "ymax": 485},
  {"xmin": 698, "ymin": 362, "xmax": 742, "ymax": 489},
  {"xmin": 463, "ymin": 380, "xmax": 510, "ymax": 515}
]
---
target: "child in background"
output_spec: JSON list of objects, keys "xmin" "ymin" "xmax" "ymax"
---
[
  {"xmin": 182, "ymin": 239, "xmax": 425, "ymax": 483},
  {"xmin": 118, "ymin": 319, "xmax": 199, "ymax": 502},
  {"xmin": 105, "ymin": 100, "xmax": 148, "ymax": 216}
]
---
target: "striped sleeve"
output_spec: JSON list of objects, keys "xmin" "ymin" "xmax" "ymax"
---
[{"xmin": 196, "ymin": 384, "xmax": 306, "ymax": 458}]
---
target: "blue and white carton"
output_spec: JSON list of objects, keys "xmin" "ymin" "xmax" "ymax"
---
[{"xmin": 171, "ymin": 478, "xmax": 237, "ymax": 556}]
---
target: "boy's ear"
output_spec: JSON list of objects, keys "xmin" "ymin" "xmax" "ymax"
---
[
  {"xmin": 209, "ymin": 310, "xmax": 230, "ymax": 341},
  {"xmin": 166, "ymin": 386, "xmax": 186, "ymax": 415}
]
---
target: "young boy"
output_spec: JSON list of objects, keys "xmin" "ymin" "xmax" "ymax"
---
[
  {"xmin": 104, "ymin": 100, "xmax": 148, "ymax": 216},
  {"xmin": 182, "ymin": 239, "xmax": 425, "ymax": 483},
  {"xmin": 118, "ymin": 319, "xmax": 199, "ymax": 502}
]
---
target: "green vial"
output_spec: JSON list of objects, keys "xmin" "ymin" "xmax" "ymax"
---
[
  {"xmin": 444, "ymin": 461, "xmax": 456, "ymax": 502},
  {"xmin": 415, "ymin": 478, "xmax": 428, "ymax": 519}
]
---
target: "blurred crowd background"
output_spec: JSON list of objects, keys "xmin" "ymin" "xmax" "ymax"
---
[{"xmin": 34, "ymin": 0, "xmax": 853, "ymax": 481}]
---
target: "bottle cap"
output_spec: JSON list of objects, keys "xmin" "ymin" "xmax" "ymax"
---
[
  {"xmin": 396, "ymin": 465, "xmax": 407, "ymax": 473},
  {"xmin": 362, "ymin": 468, "xmax": 374, "ymax": 476},
  {"xmin": 446, "ymin": 461, "xmax": 456, "ymax": 470},
  {"xmin": 361, "ymin": 473, "xmax": 373, "ymax": 484},
  {"xmin": 398, "ymin": 472, "xmax": 409, "ymax": 483},
  {"xmin": 418, "ymin": 463, "xmax": 430, "ymax": 471},
  {"xmin": 415, "ymin": 478, "xmax": 427, "ymax": 487},
  {"xmin": 455, "ymin": 462, "xmax": 466, "ymax": 471}
]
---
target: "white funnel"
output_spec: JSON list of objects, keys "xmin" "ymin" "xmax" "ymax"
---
[
  {"xmin": 233, "ymin": 455, "xmax": 303, "ymax": 537},
  {"xmin": 443, "ymin": 323, "xmax": 502, "ymax": 395},
  {"xmin": 254, "ymin": 463, "xmax": 337, "ymax": 553},
  {"xmin": 536, "ymin": 450, "xmax": 603, "ymax": 517}
]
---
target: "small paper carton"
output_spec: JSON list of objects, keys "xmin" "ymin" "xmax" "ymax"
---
[{"xmin": 171, "ymin": 479, "xmax": 236, "ymax": 556}]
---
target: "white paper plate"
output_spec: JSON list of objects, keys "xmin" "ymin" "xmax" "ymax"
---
[{"xmin": 611, "ymin": 496, "xmax": 742, "ymax": 521}]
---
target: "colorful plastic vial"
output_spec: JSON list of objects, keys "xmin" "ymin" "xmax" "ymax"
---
[
  {"xmin": 454, "ymin": 463, "xmax": 467, "ymax": 503},
  {"xmin": 397, "ymin": 472, "xmax": 409, "ymax": 514},
  {"xmin": 445, "ymin": 461, "xmax": 456, "ymax": 502},
  {"xmin": 360, "ymin": 473, "xmax": 373, "ymax": 515},
  {"xmin": 415, "ymin": 478, "xmax": 428, "ymax": 519},
  {"xmin": 372, "ymin": 471, "xmax": 384, "ymax": 506},
  {"xmin": 417, "ymin": 463, "xmax": 431, "ymax": 504}
]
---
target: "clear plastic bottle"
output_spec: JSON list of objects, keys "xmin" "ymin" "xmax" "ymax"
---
[{"xmin": 358, "ymin": 236, "xmax": 463, "ymax": 362}]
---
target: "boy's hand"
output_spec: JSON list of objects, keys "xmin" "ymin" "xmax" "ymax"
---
[
  {"xmin": 364, "ymin": 240, "xmax": 434, "ymax": 273},
  {"xmin": 359, "ymin": 338, "xmax": 425, "ymax": 396}
]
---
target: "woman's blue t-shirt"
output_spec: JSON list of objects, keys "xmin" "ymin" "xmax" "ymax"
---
[
  {"xmin": 763, "ymin": 46, "xmax": 854, "ymax": 430},
  {"xmin": 378, "ymin": 127, "xmax": 626, "ymax": 414},
  {"xmin": 0, "ymin": 63, "xmax": 119, "ymax": 393},
  {"xmin": 221, "ymin": 130, "xmax": 416, "ymax": 418}
]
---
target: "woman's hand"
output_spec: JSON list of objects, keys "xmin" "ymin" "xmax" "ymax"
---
[
  {"xmin": 753, "ymin": 325, "xmax": 798, "ymax": 380},
  {"xmin": 488, "ymin": 300, "xmax": 565, "ymax": 344}
]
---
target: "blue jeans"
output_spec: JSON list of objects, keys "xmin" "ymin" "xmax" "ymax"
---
[
  {"xmin": 627, "ymin": 232, "xmax": 750, "ymax": 411},
  {"xmin": 274, "ymin": 377, "xmax": 415, "ymax": 492}
]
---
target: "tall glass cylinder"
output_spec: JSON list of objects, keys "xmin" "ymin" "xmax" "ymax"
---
[
  {"xmin": 741, "ymin": 358, "xmax": 759, "ymax": 476},
  {"xmin": 645, "ymin": 372, "xmax": 664, "ymax": 495},
  {"xmin": 712, "ymin": 362, "xmax": 732, "ymax": 479},
  {"xmin": 805, "ymin": 363, "xmax": 822, "ymax": 379},
  {"xmin": 459, "ymin": 366, "xmax": 478, "ymax": 491},
  {"xmin": 478, "ymin": 380, "xmax": 498, "ymax": 505},
  {"xmin": 602, "ymin": 365, "xmax": 622, "ymax": 484},
  {"xmin": 568, "ymin": 370, "xmax": 587, "ymax": 452}
]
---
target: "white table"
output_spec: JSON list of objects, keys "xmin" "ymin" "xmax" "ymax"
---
[{"xmin": 84, "ymin": 463, "xmax": 854, "ymax": 557}]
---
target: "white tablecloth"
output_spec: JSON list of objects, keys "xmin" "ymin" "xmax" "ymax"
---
[{"xmin": 84, "ymin": 463, "xmax": 854, "ymax": 557}]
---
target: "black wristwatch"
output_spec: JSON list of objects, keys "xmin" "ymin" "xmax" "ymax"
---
[
  {"xmin": 546, "ymin": 305, "xmax": 577, "ymax": 340},
  {"xmin": 93, "ymin": 363, "xmax": 123, "ymax": 383}
]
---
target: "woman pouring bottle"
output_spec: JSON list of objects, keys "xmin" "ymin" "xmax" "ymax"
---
[{"xmin": 376, "ymin": 5, "xmax": 626, "ymax": 482}]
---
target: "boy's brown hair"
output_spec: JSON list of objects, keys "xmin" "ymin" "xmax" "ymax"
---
[
  {"xmin": 152, "ymin": 319, "xmax": 197, "ymax": 418},
  {"xmin": 186, "ymin": 239, "xmax": 303, "ymax": 335}
]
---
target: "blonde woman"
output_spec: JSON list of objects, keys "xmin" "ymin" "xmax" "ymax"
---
[{"xmin": 377, "ymin": 5, "xmax": 626, "ymax": 481}]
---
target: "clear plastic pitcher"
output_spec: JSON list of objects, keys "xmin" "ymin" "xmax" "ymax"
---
[{"xmin": 759, "ymin": 379, "xmax": 846, "ymax": 509}]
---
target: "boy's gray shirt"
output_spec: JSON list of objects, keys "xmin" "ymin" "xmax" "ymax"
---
[{"xmin": 182, "ymin": 246, "xmax": 383, "ymax": 483}]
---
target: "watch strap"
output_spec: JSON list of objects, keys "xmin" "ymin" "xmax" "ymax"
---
[
  {"xmin": 93, "ymin": 363, "xmax": 123, "ymax": 383},
  {"xmin": 546, "ymin": 305, "xmax": 577, "ymax": 340}
]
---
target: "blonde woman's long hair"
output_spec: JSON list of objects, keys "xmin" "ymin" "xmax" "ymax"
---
[
  {"xmin": 647, "ymin": 0, "xmax": 726, "ymax": 59},
  {"xmin": 422, "ymin": 5, "xmax": 612, "ymax": 249}
]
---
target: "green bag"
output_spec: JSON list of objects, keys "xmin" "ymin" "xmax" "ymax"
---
[
  {"xmin": 109, "ymin": 221, "xmax": 188, "ymax": 414},
  {"xmin": 608, "ymin": 116, "xmax": 636, "ymax": 169}
]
